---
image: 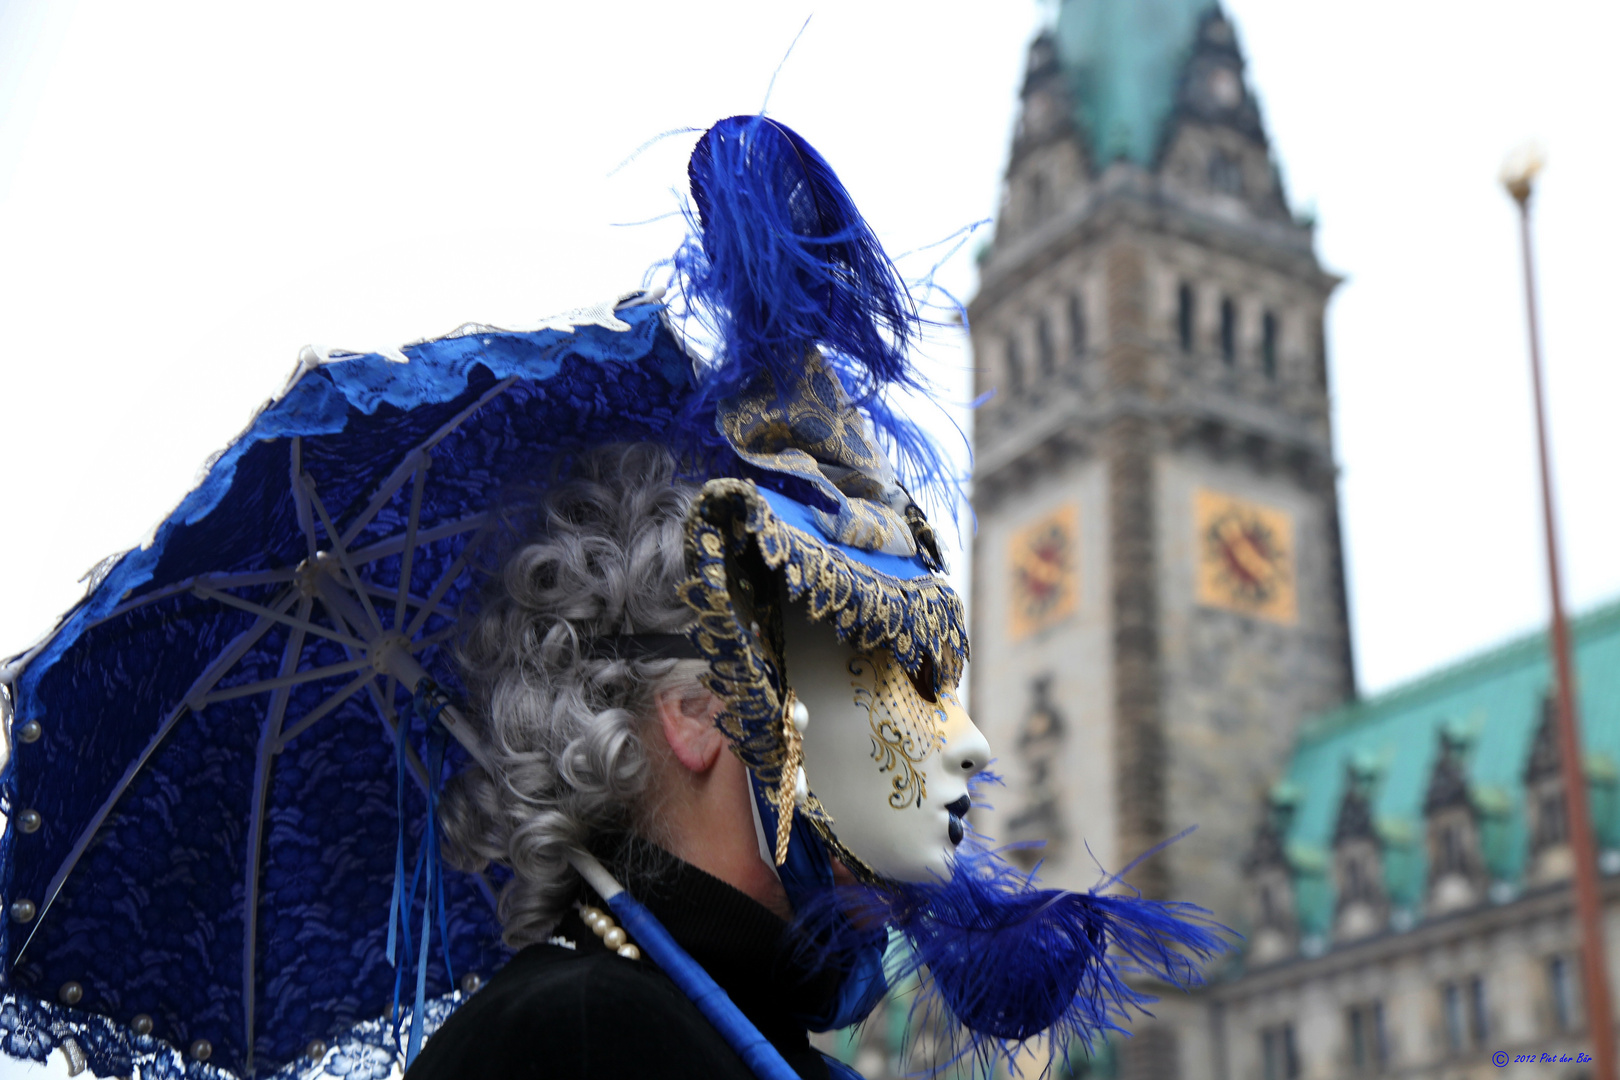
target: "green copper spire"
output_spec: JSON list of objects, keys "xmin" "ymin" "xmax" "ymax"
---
[{"xmin": 1055, "ymin": 0, "xmax": 1216, "ymax": 166}]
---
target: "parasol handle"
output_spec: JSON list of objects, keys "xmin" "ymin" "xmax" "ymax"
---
[
  {"xmin": 565, "ymin": 851, "xmax": 801, "ymax": 1080},
  {"xmin": 373, "ymin": 641, "xmax": 492, "ymax": 775}
]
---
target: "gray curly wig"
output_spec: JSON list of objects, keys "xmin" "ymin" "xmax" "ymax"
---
[{"xmin": 440, "ymin": 443, "xmax": 706, "ymax": 947}]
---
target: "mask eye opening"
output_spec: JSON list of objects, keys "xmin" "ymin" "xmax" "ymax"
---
[{"xmin": 908, "ymin": 652, "xmax": 938, "ymax": 704}]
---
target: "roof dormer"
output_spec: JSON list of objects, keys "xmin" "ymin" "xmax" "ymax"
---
[
  {"xmin": 1244, "ymin": 785, "xmax": 1301, "ymax": 965},
  {"xmin": 1523, "ymin": 693, "xmax": 1571, "ymax": 888},
  {"xmin": 1423, "ymin": 726, "xmax": 1486, "ymax": 914},
  {"xmin": 1332, "ymin": 759, "xmax": 1387, "ymax": 941}
]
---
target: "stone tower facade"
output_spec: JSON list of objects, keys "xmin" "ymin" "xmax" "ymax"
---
[{"xmin": 966, "ymin": 4, "xmax": 1355, "ymax": 1071}]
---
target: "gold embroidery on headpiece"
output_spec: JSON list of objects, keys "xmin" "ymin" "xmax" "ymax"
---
[{"xmin": 717, "ymin": 349, "xmax": 940, "ymax": 565}]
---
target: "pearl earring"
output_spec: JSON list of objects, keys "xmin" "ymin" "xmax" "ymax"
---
[{"xmin": 774, "ymin": 691, "xmax": 811, "ymax": 865}]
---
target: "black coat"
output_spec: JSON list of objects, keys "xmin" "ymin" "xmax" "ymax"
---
[{"xmin": 406, "ymin": 849, "xmax": 848, "ymax": 1080}]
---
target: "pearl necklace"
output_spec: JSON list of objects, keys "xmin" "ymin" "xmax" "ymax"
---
[{"xmin": 579, "ymin": 904, "xmax": 641, "ymax": 960}]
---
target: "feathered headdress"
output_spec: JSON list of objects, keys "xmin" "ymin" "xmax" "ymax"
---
[{"xmin": 671, "ymin": 115, "xmax": 957, "ymax": 527}]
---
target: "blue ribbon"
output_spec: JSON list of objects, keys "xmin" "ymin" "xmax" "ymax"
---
[{"xmin": 389, "ymin": 680, "xmax": 456, "ymax": 1068}]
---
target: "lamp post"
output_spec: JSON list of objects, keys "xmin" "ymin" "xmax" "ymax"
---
[{"xmin": 1503, "ymin": 147, "xmax": 1615, "ymax": 1080}]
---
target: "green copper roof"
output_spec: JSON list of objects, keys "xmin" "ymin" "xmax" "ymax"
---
[
  {"xmin": 1279, "ymin": 599, "xmax": 1620, "ymax": 937},
  {"xmin": 1054, "ymin": 0, "xmax": 1216, "ymax": 165}
]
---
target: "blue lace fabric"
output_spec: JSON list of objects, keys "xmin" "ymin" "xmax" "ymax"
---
[{"xmin": 0, "ymin": 988, "xmax": 465, "ymax": 1079}]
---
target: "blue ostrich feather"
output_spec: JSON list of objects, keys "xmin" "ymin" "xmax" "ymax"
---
[
  {"xmin": 669, "ymin": 115, "xmax": 959, "ymax": 510},
  {"xmin": 787, "ymin": 827, "xmax": 1233, "ymax": 1077}
]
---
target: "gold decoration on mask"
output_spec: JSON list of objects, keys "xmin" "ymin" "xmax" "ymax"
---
[
  {"xmin": 775, "ymin": 688, "xmax": 804, "ymax": 866},
  {"xmin": 850, "ymin": 651, "xmax": 946, "ymax": 810},
  {"xmin": 677, "ymin": 478, "xmax": 968, "ymax": 784}
]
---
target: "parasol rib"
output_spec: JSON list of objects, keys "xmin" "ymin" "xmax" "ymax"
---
[
  {"xmin": 17, "ymin": 589, "xmax": 299, "ymax": 963},
  {"xmin": 292, "ymin": 437, "xmax": 318, "ymax": 561},
  {"xmin": 241, "ymin": 596, "xmax": 311, "ymax": 1073},
  {"xmin": 273, "ymin": 670, "xmax": 376, "ymax": 750},
  {"xmin": 396, "ymin": 463, "xmax": 429, "ymax": 633},
  {"xmin": 335, "ymin": 449, "xmax": 428, "ymax": 560},
  {"xmin": 96, "ymin": 568, "xmax": 298, "ymax": 625},
  {"xmin": 404, "ymin": 551, "xmax": 472, "ymax": 642},
  {"xmin": 356, "ymin": 583, "xmax": 458, "ymax": 626},
  {"xmin": 406, "ymin": 625, "xmax": 459, "ymax": 654},
  {"xmin": 345, "ymin": 514, "xmax": 487, "ymax": 567},
  {"xmin": 192, "ymin": 586, "xmax": 367, "ymax": 650},
  {"xmin": 333, "ymin": 376, "xmax": 517, "ymax": 553},
  {"xmin": 302, "ymin": 478, "xmax": 386, "ymax": 637},
  {"xmin": 197, "ymin": 654, "xmax": 373, "ymax": 706}
]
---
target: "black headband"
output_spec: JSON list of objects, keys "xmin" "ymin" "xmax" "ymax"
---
[{"xmin": 584, "ymin": 633, "xmax": 704, "ymax": 662}]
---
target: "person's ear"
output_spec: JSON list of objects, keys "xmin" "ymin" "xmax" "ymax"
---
[{"xmin": 654, "ymin": 684, "xmax": 726, "ymax": 774}]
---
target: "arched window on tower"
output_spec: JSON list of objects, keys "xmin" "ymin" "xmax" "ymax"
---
[
  {"xmin": 1220, "ymin": 298, "xmax": 1237, "ymax": 366},
  {"xmin": 1005, "ymin": 334, "xmax": 1026, "ymax": 395},
  {"xmin": 1036, "ymin": 312, "xmax": 1055, "ymax": 377},
  {"xmin": 1025, "ymin": 172, "xmax": 1048, "ymax": 229},
  {"xmin": 1177, "ymin": 282, "xmax": 1195, "ymax": 353},
  {"xmin": 1210, "ymin": 149, "xmax": 1244, "ymax": 196},
  {"xmin": 1262, "ymin": 311, "xmax": 1279, "ymax": 379},
  {"xmin": 1068, "ymin": 293, "xmax": 1087, "ymax": 358},
  {"xmin": 1312, "ymin": 315, "xmax": 1328, "ymax": 388}
]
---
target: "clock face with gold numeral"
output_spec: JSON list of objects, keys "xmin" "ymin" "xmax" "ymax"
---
[
  {"xmin": 1008, "ymin": 504, "xmax": 1080, "ymax": 640},
  {"xmin": 1194, "ymin": 490, "xmax": 1297, "ymax": 624}
]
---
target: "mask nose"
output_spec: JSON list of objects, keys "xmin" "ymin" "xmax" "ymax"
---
[{"xmin": 940, "ymin": 696, "xmax": 991, "ymax": 778}]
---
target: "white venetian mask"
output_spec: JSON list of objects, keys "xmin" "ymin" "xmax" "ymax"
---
[{"xmin": 780, "ymin": 598, "xmax": 991, "ymax": 882}]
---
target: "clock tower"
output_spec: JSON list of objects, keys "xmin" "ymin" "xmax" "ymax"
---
[{"xmin": 967, "ymin": 4, "xmax": 1354, "ymax": 1074}]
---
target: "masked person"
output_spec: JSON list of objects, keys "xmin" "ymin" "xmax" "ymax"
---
[{"xmin": 406, "ymin": 116, "xmax": 1226, "ymax": 1080}]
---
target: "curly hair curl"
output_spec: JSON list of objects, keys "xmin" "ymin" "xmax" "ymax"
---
[{"xmin": 439, "ymin": 443, "xmax": 703, "ymax": 946}]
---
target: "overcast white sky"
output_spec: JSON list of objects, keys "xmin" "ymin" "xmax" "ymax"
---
[{"xmin": 0, "ymin": 0, "xmax": 1615, "ymax": 711}]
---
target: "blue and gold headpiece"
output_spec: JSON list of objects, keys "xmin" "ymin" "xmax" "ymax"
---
[{"xmin": 663, "ymin": 115, "xmax": 966, "ymax": 887}]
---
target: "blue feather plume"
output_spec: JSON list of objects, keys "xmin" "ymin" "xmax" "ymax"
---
[
  {"xmin": 669, "ymin": 115, "xmax": 959, "ymax": 509},
  {"xmin": 788, "ymin": 830, "xmax": 1232, "ymax": 1077}
]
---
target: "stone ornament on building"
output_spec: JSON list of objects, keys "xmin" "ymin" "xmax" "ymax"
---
[
  {"xmin": 1194, "ymin": 488, "xmax": 1297, "ymax": 624},
  {"xmin": 1005, "ymin": 675, "xmax": 1070, "ymax": 869},
  {"xmin": 1007, "ymin": 503, "xmax": 1081, "ymax": 640}
]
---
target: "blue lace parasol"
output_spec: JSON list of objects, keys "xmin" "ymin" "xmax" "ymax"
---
[{"xmin": 0, "ymin": 293, "xmax": 693, "ymax": 1076}]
